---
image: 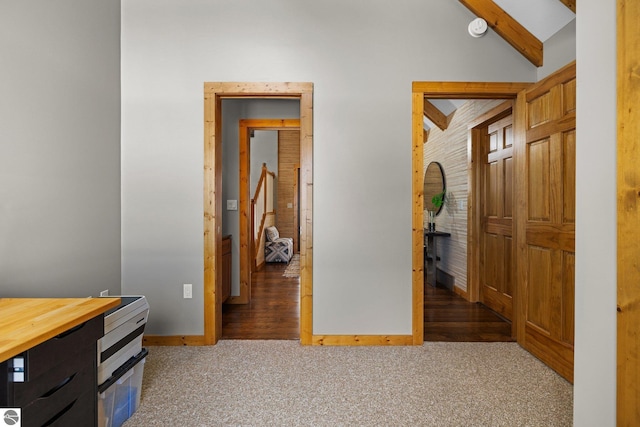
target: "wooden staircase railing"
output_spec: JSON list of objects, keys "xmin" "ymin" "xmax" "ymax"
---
[{"xmin": 251, "ymin": 163, "xmax": 276, "ymax": 270}]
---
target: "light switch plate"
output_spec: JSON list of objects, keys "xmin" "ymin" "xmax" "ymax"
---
[{"xmin": 226, "ymin": 200, "xmax": 238, "ymax": 210}]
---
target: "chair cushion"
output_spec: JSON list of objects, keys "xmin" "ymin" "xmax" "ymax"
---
[
  {"xmin": 265, "ymin": 236, "xmax": 294, "ymax": 263},
  {"xmin": 265, "ymin": 226, "xmax": 279, "ymax": 242}
]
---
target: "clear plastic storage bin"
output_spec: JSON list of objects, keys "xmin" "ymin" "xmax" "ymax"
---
[{"xmin": 98, "ymin": 348, "xmax": 148, "ymax": 427}]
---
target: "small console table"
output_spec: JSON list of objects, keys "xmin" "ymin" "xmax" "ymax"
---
[{"xmin": 424, "ymin": 230, "xmax": 451, "ymax": 287}]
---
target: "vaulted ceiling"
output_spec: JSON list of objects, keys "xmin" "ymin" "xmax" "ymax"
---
[
  {"xmin": 423, "ymin": 0, "xmax": 576, "ymax": 134},
  {"xmin": 459, "ymin": 0, "xmax": 575, "ymax": 67}
]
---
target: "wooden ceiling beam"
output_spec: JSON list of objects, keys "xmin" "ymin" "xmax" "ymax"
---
[
  {"xmin": 423, "ymin": 99, "xmax": 450, "ymax": 131},
  {"xmin": 559, "ymin": 0, "xmax": 576, "ymax": 13},
  {"xmin": 459, "ymin": 0, "xmax": 543, "ymax": 67}
]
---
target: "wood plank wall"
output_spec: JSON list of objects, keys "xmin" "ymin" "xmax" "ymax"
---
[
  {"xmin": 278, "ymin": 130, "xmax": 300, "ymax": 251},
  {"xmin": 423, "ymin": 99, "xmax": 503, "ymax": 294}
]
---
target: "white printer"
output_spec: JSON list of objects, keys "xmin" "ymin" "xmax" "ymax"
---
[{"xmin": 97, "ymin": 296, "xmax": 149, "ymax": 386}]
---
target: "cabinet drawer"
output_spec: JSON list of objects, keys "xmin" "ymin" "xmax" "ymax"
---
[
  {"xmin": 12, "ymin": 347, "xmax": 95, "ymax": 407},
  {"xmin": 22, "ymin": 388, "xmax": 96, "ymax": 427},
  {"xmin": 26, "ymin": 315, "xmax": 102, "ymax": 380}
]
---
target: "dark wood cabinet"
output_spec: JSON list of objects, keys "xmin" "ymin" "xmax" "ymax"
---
[
  {"xmin": 222, "ymin": 235, "xmax": 232, "ymax": 303},
  {"xmin": 1, "ymin": 315, "xmax": 103, "ymax": 427}
]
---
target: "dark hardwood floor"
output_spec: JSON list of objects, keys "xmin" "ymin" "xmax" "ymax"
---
[
  {"xmin": 424, "ymin": 283, "xmax": 514, "ymax": 342},
  {"xmin": 222, "ymin": 260, "xmax": 300, "ymax": 340},
  {"xmin": 222, "ymin": 262, "xmax": 513, "ymax": 342}
]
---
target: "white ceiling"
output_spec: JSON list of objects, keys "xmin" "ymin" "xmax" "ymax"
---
[{"xmin": 493, "ymin": 0, "xmax": 575, "ymax": 42}]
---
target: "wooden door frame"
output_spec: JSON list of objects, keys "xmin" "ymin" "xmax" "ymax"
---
[
  {"xmin": 617, "ymin": 0, "xmax": 640, "ymax": 422},
  {"xmin": 411, "ymin": 82, "xmax": 531, "ymax": 344},
  {"xmin": 204, "ymin": 82, "xmax": 314, "ymax": 345},
  {"xmin": 294, "ymin": 164, "xmax": 300, "ymax": 252},
  {"xmin": 230, "ymin": 119, "xmax": 301, "ymax": 305}
]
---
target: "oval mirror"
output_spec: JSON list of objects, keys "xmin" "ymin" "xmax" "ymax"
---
[{"xmin": 423, "ymin": 161, "xmax": 445, "ymax": 215}]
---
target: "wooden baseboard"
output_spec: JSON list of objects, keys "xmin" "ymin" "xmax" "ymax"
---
[
  {"xmin": 144, "ymin": 334, "xmax": 418, "ymax": 347},
  {"xmin": 311, "ymin": 335, "xmax": 415, "ymax": 346},
  {"xmin": 453, "ymin": 285, "xmax": 469, "ymax": 300},
  {"xmin": 143, "ymin": 335, "xmax": 207, "ymax": 346},
  {"xmin": 436, "ymin": 268, "xmax": 455, "ymax": 290},
  {"xmin": 225, "ymin": 295, "xmax": 248, "ymax": 305}
]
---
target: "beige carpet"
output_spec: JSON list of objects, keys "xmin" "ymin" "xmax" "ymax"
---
[
  {"xmin": 124, "ymin": 341, "xmax": 572, "ymax": 426},
  {"xmin": 283, "ymin": 254, "xmax": 300, "ymax": 278}
]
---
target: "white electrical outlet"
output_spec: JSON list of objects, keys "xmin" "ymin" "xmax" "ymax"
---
[
  {"xmin": 100, "ymin": 289, "xmax": 109, "ymax": 297},
  {"xmin": 183, "ymin": 284, "xmax": 193, "ymax": 299}
]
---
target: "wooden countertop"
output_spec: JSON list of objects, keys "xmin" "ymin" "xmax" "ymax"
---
[{"xmin": 0, "ymin": 298, "xmax": 121, "ymax": 362}]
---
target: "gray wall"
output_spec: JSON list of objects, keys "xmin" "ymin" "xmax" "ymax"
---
[
  {"xmin": 250, "ymin": 131, "xmax": 278, "ymax": 194},
  {"xmin": 120, "ymin": 0, "xmax": 535, "ymax": 336},
  {"xmin": 0, "ymin": 0, "xmax": 121, "ymax": 298},
  {"xmin": 574, "ymin": 0, "xmax": 616, "ymax": 424},
  {"xmin": 539, "ymin": 19, "xmax": 577, "ymax": 81}
]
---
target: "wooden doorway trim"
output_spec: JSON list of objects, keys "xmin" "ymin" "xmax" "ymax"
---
[
  {"xmin": 411, "ymin": 82, "xmax": 530, "ymax": 344},
  {"xmin": 294, "ymin": 163, "xmax": 301, "ymax": 253},
  {"xmin": 617, "ymin": 0, "xmax": 640, "ymax": 422},
  {"xmin": 232, "ymin": 119, "xmax": 301, "ymax": 305},
  {"xmin": 204, "ymin": 82, "xmax": 313, "ymax": 345}
]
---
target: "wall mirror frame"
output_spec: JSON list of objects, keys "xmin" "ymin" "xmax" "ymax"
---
[{"xmin": 423, "ymin": 161, "xmax": 445, "ymax": 215}]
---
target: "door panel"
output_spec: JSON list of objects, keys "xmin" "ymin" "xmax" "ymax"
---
[
  {"xmin": 562, "ymin": 251, "xmax": 575, "ymax": 344},
  {"xmin": 515, "ymin": 62, "xmax": 576, "ymax": 382},
  {"xmin": 563, "ymin": 130, "xmax": 576, "ymax": 223},
  {"xmin": 480, "ymin": 114, "xmax": 514, "ymax": 320},
  {"xmin": 503, "ymin": 157, "xmax": 513, "ymax": 217},
  {"xmin": 527, "ymin": 139, "xmax": 550, "ymax": 220},
  {"xmin": 527, "ymin": 246, "xmax": 552, "ymax": 331},
  {"xmin": 504, "ymin": 236, "xmax": 513, "ymax": 297}
]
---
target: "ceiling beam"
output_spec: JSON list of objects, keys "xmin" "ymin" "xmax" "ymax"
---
[
  {"xmin": 423, "ymin": 99, "xmax": 451, "ymax": 131},
  {"xmin": 459, "ymin": 0, "xmax": 543, "ymax": 67},
  {"xmin": 559, "ymin": 0, "xmax": 576, "ymax": 13}
]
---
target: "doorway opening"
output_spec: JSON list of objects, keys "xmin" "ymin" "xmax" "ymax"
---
[
  {"xmin": 204, "ymin": 82, "xmax": 313, "ymax": 345},
  {"xmin": 231, "ymin": 120, "xmax": 300, "ymax": 305},
  {"xmin": 415, "ymin": 63, "xmax": 576, "ymax": 383},
  {"xmin": 421, "ymin": 98, "xmax": 516, "ymax": 342},
  {"xmin": 411, "ymin": 82, "xmax": 530, "ymax": 344}
]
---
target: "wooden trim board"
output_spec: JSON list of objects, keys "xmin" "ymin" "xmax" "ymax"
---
[
  {"xmin": 617, "ymin": 0, "xmax": 640, "ymax": 423},
  {"xmin": 312, "ymin": 335, "xmax": 414, "ymax": 346},
  {"xmin": 143, "ymin": 335, "xmax": 207, "ymax": 346}
]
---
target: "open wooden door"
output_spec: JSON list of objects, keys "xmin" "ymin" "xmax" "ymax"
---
[
  {"xmin": 515, "ymin": 62, "xmax": 576, "ymax": 382},
  {"xmin": 480, "ymin": 111, "xmax": 514, "ymax": 321}
]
